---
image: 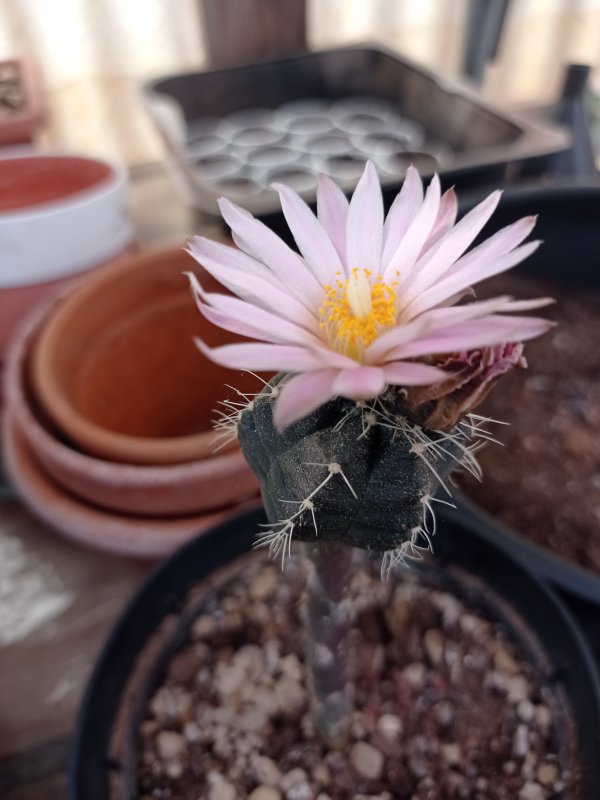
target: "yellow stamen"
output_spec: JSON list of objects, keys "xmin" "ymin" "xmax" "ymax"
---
[{"xmin": 319, "ymin": 268, "xmax": 397, "ymax": 361}]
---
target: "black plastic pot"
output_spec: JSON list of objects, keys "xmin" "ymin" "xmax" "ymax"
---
[
  {"xmin": 71, "ymin": 507, "xmax": 600, "ymax": 799},
  {"xmin": 453, "ymin": 185, "xmax": 600, "ymax": 652}
]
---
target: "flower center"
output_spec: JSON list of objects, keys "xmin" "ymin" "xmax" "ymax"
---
[{"xmin": 319, "ymin": 268, "xmax": 397, "ymax": 359}]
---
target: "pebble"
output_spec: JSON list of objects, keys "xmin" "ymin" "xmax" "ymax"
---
[
  {"xmin": 311, "ymin": 763, "xmax": 331, "ymax": 787},
  {"xmin": 441, "ymin": 743, "xmax": 461, "ymax": 766},
  {"xmin": 507, "ymin": 676, "xmax": 530, "ymax": 704},
  {"xmin": 518, "ymin": 780, "xmax": 545, "ymax": 800},
  {"xmin": 433, "ymin": 700, "xmax": 454, "ymax": 728},
  {"xmin": 513, "ymin": 724, "xmax": 529, "ymax": 758},
  {"xmin": 155, "ymin": 730, "xmax": 186, "ymax": 761},
  {"xmin": 280, "ymin": 768, "xmax": 309, "ymax": 792},
  {"xmin": 536, "ymin": 762, "xmax": 559, "ymax": 786},
  {"xmin": 275, "ymin": 678, "xmax": 306, "ymax": 714},
  {"xmin": 535, "ymin": 704, "xmax": 552, "ymax": 731},
  {"xmin": 350, "ymin": 741, "xmax": 384, "ymax": 780},
  {"xmin": 516, "ymin": 699, "xmax": 535, "ymax": 722},
  {"xmin": 208, "ymin": 778, "xmax": 237, "ymax": 800},
  {"xmin": 150, "ymin": 686, "xmax": 192, "ymax": 723},
  {"xmin": 249, "ymin": 788, "xmax": 281, "ymax": 800},
  {"xmin": 286, "ymin": 781, "xmax": 314, "ymax": 800},
  {"xmin": 252, "ymin": 755, "xmax": 282, "ymax": 786},
  {"xmin": 377, "ymin": 713, "xmax": 402, "ymax": 740},
  {"xmin": 423, "ymin": 628, "xmax": 444, "ymax": 665},
  {"xmin": 493, "ymin": 645, "xmax": 521, "ymax": 676},
  {"xmin": 250, "ymin": 567, "xmax": 278, "ymax": 600},
  {"xmin": 192, "ymin": 614, "xmax": 215, "ymax": 639},
  {"xmin": 403, "ymin": 662, "xmax": 427, "ymax": 690}
]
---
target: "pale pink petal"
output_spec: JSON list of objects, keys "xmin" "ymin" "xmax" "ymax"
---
[
  {"xmin": 317, "ymin": 173, "xmax": 349, "ymax": 267},
  {"xmin": 273, "ymin": 182, "xmax": 343, "ymax": 284},
  {"xmin": 273, "ymin": 370, "xmax": 339, "ymax": 430},
  {"xmin": 383, "ymin": 314, "xmax": 555, "ymax": 362},
  {"xmin": 384, "ymin": 174, "xmax": 441, "ymax": 282},
  {"xmin": 187, "ymin": 236, "xmax": 284, "ymax": 290},
  {"xmin": 376, "ymin": 296, "xmax": 554, "ymax": 360},
  {"xmin": 403, "ymin": 240, "xmax": 542, "ymax": 319},
  {"xmin": 364, "ymin": 316, "xmax": 433, "ymax": 363},
  {"xmin": 218, "ymin": 198, "xmax": 323, "ymax": 305},
  {"xmin": 423, "ymin": 187, "xmax": 458, "ymax": 251},
  {"xmin": 190, "ymin": 281, "xmax": 322, "ymax": 347},
  {"xmin": 346, "ymin": 161, "xmax": 384, "ymax": 272},
  {"xmin": 333, "ymin": 366, "xmax": 386, "ymax": 399},
  {"xmin": 383, "ymin": 361, "xmax": 448, "ymax": 385},
  {"xmin": 185, "ymin": 246, "xmax": 317, "ymax": 330},
  {"xmin": 441, "ymin": 215, "xmax": 538, "ymax": 283},
  {"xmin": 382, "ymin": 165, "xmax": 423, "ymax": 267},
  {"xmin": 194, "ymin": 340, "xmax": 353, "ymax": 372},
  {"xmin": 402, "ymin": 190, "xmax": 502, "ymax": 302}
]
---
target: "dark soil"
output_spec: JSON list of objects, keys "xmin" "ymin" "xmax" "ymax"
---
[
  {"xmin": 134, "ymin": 552, "xmax": 571, "ymax": 800},
  {"xmin": 459, "ymin": 274, "xmax": 600, "ymax": 574}
]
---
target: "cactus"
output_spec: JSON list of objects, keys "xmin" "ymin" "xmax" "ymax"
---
[{"xmin": 233, "ymin": 373, "xmax": 490, "ymax": 743}]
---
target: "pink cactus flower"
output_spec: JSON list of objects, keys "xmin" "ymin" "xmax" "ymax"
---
[{"xmin": 187, "ymin": 162, "xmax": 553, "ymax": 431}]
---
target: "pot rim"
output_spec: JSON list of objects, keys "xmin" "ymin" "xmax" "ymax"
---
[
  {"xmin": 0, "ymin": 148, "xmax": 128, "ymax": 222},
  {"xmin": 29, "ymin": 246, "xmax": 229, "ymax": 465}
]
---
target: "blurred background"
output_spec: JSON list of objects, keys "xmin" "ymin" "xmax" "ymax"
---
[{"xmin": 2, "ymin": 0, "xmax": 600, "ymax": 167}]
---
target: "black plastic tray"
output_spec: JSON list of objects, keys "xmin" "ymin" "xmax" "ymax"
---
[{"xmin": 144, "ymin": 45, "xmax": 567, "ymax": 214}]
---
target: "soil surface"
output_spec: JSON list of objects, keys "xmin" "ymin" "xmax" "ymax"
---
[
  {"xmin": 135, "ymin": 552, "xmax": 571, "ymax": 800},
  {"xmin": 459, "ymin": 274, "xmax": 600, "ymax": 574}
]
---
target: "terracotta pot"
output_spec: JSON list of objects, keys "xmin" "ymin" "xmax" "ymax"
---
[
  {"xmin": 0, "ymin": 150, "xmax": 133, "ymax": 359},
  {"xmin": 3, "ymin": 301, "xmax": 258, "ymax": 517},
  {"xmin": 30, "ymin": 247, "xmax": 247, "ymax": 465},
  {"xmin": 1, "ymin": 408, "xmax": 259, "ymax": 558}
]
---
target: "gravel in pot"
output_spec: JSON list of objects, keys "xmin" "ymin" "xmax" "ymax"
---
[{"xmin": 71, "ymin": 511, "xmax": 600, "ymax": 800}]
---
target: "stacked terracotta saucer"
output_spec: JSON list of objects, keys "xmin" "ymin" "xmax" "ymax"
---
[{"xmin": 2, "ymin": 247, "xmax": 259, "ymax": 558}]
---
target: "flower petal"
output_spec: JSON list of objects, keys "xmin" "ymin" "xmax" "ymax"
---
[
  {"xmin": 273, "ymin": 182, "xmax": 343, "ymax": 284},
  {"xmin": 383, "ymin": 361, "xmax": 448, "ymax": 385},
  {"xmin": 401, "ymin": 190, "xmax": 502, "ymax": 302},
  {"xmin": 317, "ymin": 173, "xmax": 349, "ymax": 266},
  {"xmin": 218, "ymin": 198, "xmax": 323, "ymax": 305},
  {"xmin": 404, "ymin": 239, "xmax": 542, "ymax": 319},
  {"xmin": 186, "ymin": 242, "xmax": 318, "ymax": 329},
  {"xmin": 333, "ymin": 366, "xmax": 386, "ymax": 399},
  {"xmin": 382, "ymin": 165, "xmax": 423, "ymax": 267},
  {"xmin": 194, "ymin": 340, "xmax": 352, "ymax": 372},
  {"xmin": 187, "ymin": 236, "xmax": 284, "ymax": 290},
  {"xmin": 346, "ymin": 161, "xmax": 384, "ymax": 272},
  {"xmin": 273, "ymin": 370, "xmax": 339, "ymax": 430},
  {"xmin": 423, "ymin": 187, "xmax": 458, "ymax": 251},
  {"xmin": 383, "ymin": 314, "xmax": 555, "ymax": 362},
  {"xmin": 384, "ymin": 173, "xmax": 441, "ymax": 282}
]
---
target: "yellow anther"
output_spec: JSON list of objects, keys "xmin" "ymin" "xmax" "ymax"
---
[{"xmin": 319, "ymin": 268, "xmax": 397, "ymax": 361}]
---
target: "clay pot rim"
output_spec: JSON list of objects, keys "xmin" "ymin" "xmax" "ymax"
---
[
  {"xmin": 0, "ymin": 149, "xmax": 128, "ymax": 222},
  {"xmin": 30, "ymin": 246, "xmax": 228, "ymax": 466},
  {"xmin": 2, "ymin": 406, "xmax": 259, "ymax": 558}
]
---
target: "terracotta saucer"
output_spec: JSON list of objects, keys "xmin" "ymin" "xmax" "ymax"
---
[{"xmin": 2, "ymin": 410, "xmax": 261, "ymax": 559}]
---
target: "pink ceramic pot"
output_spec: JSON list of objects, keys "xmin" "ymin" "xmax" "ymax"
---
[
  {"xmin": 30, "ymin": 247, "xmax": 247, "ymax": 465},
  {"xmin": 3, "ymin": 297, "xmax": 259, "ymax": 517}
]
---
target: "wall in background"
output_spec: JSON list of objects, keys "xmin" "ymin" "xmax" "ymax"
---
[{"xmin": 1, "ymin": 0, "xmax": 600, "ymax": 166}]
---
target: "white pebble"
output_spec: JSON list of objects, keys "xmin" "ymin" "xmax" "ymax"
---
[
  {"xmin": 518, "ymin": 780, "xmax": 545, "ymax": 800},
  {"xmin": 350, "ymin": 741, "xmax": 384, "ymax": 780},
  {"xmin": 156, "ymin": 730, "xmax": 186, "ymax": 761}
]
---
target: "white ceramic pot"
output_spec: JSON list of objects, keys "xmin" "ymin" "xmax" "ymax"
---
[{"xmin": 0, "ymin": 150, "xmax": 133, "ymax": 287}]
